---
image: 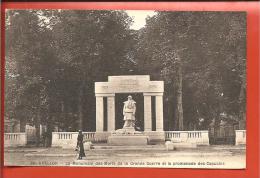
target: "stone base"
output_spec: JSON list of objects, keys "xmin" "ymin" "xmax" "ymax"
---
[
  {"xmin": 165, "ymin": 141, "xmax": 175, "ymax": 151},
  {"xmin": 122, "ymin": 126, "xmax": 135, "ymax": 133},
  {"xmin": 172, "ymin": 142, "xmax": 197, "ymax": 148},
  {"xmin": 144, "ymin": 131, "xmax": 165, "ymax": 143},
  {"xmin": 108, "ymin": 135, "xmax": 149, "ymax": 146},
  {"xmin": 85, "ymin": 141, "xmax": 93, "ymax": 150},
  {"xmin": 113, "ymin": 127, "xmax": 139, "ymax": 135}
]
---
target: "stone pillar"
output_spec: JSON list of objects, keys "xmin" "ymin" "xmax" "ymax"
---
[
  {"xmin": 156, "ymin": 94, "xmax": 164, "ymax": 131},
  {"xmin": 143, "ymin": 94, "xmax": 152, "ymax": 131},
  {"xmin": 96, "ymin": 96, "xmax": 104, "ymax": 132},
  {"xmin": 107, "ymin": 95, "xmax": 115, "ymax": 131}
]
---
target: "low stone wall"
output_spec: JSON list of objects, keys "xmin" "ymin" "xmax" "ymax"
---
[
  {"xmin": 52, "ymin": 132, "xmax": 110, "ymax": 148},
  {"xmin": 4, "ymin": 133, "xmax": 27, "ymax": 147},
  {"xmin": 144, "ymin": 131, "xmax": 165, "ymax": 143},
  {"xmin": 165, "ymin": 131, "xmax": 209, "ymax": 145},
  {"xmin": 52, "ymin": 131, "xmax": 168, "ymax": 148},
  {"xmin": 235, "ymin": 130, "xmax": 246, "ymax": 145},
  {"xmin": 52, "ymin": 131, "xmax": 211, "ymax": 148}
]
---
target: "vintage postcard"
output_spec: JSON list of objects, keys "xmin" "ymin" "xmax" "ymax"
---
[{"xmin": 4, "ymin": 9, "xmax": 246, "ymax": 169}]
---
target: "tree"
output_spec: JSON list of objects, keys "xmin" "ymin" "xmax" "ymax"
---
[
  {"xmin": 135, "ymin": 12, "xmax": 246, "ymax": 130},
  {"xmin": 50, "ymin": 10, "xmax": 133, "ymax": 130},
  {"xmin": 5, "ymin": 10, "xmax": 57, "ymax": 144}
]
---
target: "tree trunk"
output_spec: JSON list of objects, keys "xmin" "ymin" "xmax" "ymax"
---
[
  {"xmin": 46, "ymin": 102, "xmax": 52, "ymax": 147},
  {"xmin": 176, "ymin": 61, "xmax": 184, "ymax": 130},
  {"xmin": 78, "ymin": 85, "xmax": 83, "ymax": 131},
  {"xmin": 20, "ymin": 118, "xmax": 26, "ymax": 132},
  {"xmin": 35, "ymin": 108, "xmax": 41, "ymax": 147},
  {"xmin": 238, "ymin": 74, "xmax": 246, "ymax": 129},
  {"xmin": 78, "ymin": 71, "xmax": 86, "ymax": 131}
]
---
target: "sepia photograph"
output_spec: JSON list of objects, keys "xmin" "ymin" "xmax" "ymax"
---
[{"xmin": 4, "ymin": 9, "xmax": 246, "ymax": 169}]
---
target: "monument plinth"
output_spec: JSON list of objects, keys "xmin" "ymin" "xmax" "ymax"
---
[
  {"xmin": 108, "ymin": 135, "xmax": 149, "ymax": 146},
  {"xmin": 108, "ymin": 129, "xmax": 149, "ymax": 146},
  {"xmin": 107, "ymin": 95, "xmax": 149, "ymax": 146}
]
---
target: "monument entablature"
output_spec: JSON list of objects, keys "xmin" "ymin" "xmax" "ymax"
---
[{"xmin": 95, "ymin": 75, "xmax": 164, "ymax": 94}]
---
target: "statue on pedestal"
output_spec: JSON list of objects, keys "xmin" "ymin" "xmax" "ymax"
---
[
  {"xmin": 112, "ymin": 95, "xmax": 140, "ymax": 135},
  {"xmin": 109, "ymin": 95, "xmax": 148, "ymax": 145},
  {"xmin": 123, "ymin": 95, "xmax": 136, "ymax": 129}
]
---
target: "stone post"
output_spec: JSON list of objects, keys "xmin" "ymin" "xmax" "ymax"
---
[
  {"xmin": 156, "ymin": 94, "xmax": 164, "ymax": 131},
  {"xmin": 107, "ymin": 95, "xmax": 115, "ymax": 131},
  {"xmin": 144, "ymin": 93, "xmax": 152, "ymax": 131},
  {"xmin": 96, "ymin": 96, "xmax": 104, "ymax": 132}
]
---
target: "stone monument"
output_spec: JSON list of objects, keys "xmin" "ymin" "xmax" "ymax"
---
[
  {"xmin": 95, "ymin": 75, "xmax": 165, "ymax": 143},
  {"xmin": 107, "ymin": 96, "xmax": 149, "ymax": 145}
]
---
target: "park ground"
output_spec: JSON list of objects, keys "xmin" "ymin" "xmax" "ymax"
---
[{"xmin": 4, "ymin": 145, "xmax": 245, "ymax": 169}]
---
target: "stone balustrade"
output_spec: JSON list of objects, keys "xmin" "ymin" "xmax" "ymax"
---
[
  {"xmin": 5, "ymin": 130, "xmax": 245, "ymax": 148},
  {"xmin": 165, "ymin": 131, "xmax": 209, "ymax": 145},
  {"xmin": 4, "ymin": 133, "xmax": 27, "ymax": 147},
  {"xmin": 235, "ymin": 130, "xmax": 246, "ymax": 145},
  {"xmin": 52, "ymin": 132, "xmax": 110, "ymax": 148},
  {"xmin": 52, "ymin": 130, "xmax": 246, "ymax": 147}
]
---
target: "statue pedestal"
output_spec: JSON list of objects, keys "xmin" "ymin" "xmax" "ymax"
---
[
  {"xmin": 121, "ymin": 126, "xmax": 135, "ymax": 133},
  {"xmin": 108, "ymin": 128, "xmax": 149, "ymax": 146},
  {"xmin": 108, "ymin": 135, "xmax": 149, "ymax": 146}
]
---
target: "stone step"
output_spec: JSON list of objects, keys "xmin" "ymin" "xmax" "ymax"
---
[{"xmin": 92, "ymin": 145, "xmax": 166, "ymax": 151}]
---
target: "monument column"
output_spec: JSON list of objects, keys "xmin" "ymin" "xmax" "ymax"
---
[
  {"xmin": 96, "ymin": 95, "xmax": 104, "ymax": 132},
  {"xmin": 156, "ymin": 94, "xmax": 164, "ymax": 131},
  {"xmin": 143, "ymin": 93, "xmax": 152, "ymax": 131},
  {"xmin": 107, "ymin": 94, "xmax": 115, "ymax": 131}
]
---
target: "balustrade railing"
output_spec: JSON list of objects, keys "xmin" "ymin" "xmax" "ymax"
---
[
  {"xmin": 4, "ymin": 133, "xmax": 27, "ymax": 147},
  {"xmin": 165, "ymin": 131, "xmax": 209, "ymax": 145}
]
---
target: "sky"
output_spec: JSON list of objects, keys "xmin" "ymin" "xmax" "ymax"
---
[{"xmin": 125, "ymin": 10, "xmax": 157, "ymax": 30}]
